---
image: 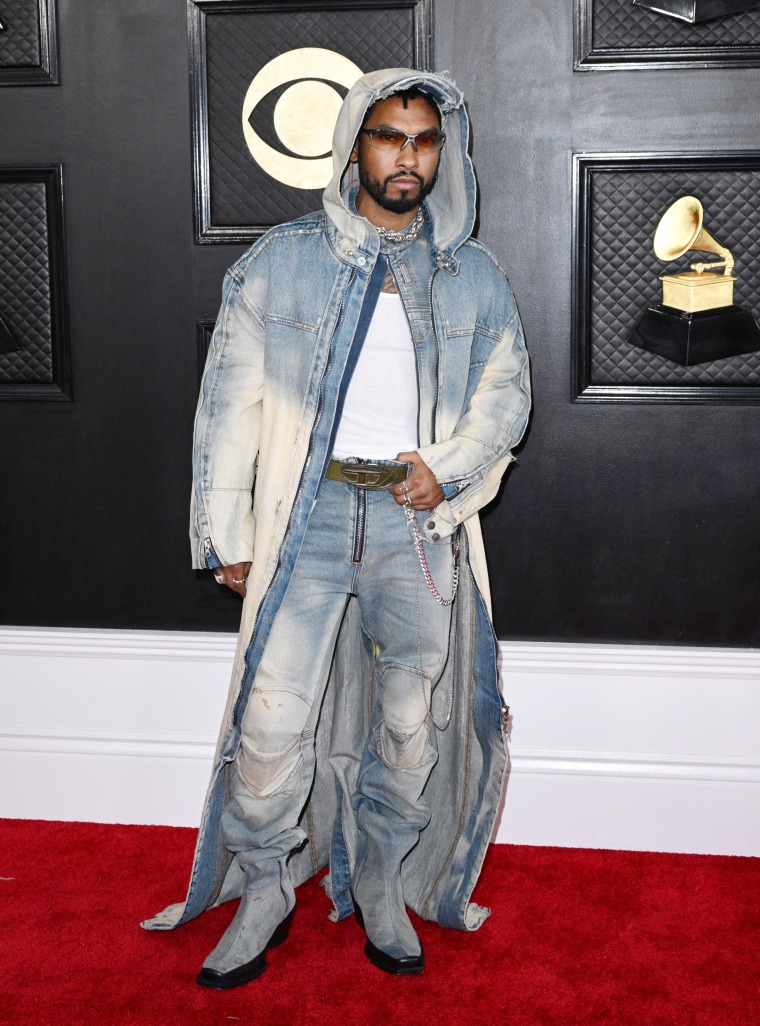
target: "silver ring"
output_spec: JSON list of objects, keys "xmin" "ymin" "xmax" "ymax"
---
[
  {"xmin": 231, "ymin": 577, "xmax": 247, "ymax": 585},
  {"xmin": 402, "ymin": 480, "xmax": 410, "ymax": 493}
]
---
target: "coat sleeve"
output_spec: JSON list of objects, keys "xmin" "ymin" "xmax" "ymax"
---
[
  {"xmin": 414, "ymin": 286, "xmax": 531, "ymax": 542},
  {"xmin": 190, "ymin": 261, "xmax": 265, "ymax": 569}
]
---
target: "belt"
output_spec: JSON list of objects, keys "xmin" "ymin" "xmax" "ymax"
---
[{"xmin": 325, "ymin": 458, "xmax": 409, "ymax": 490}]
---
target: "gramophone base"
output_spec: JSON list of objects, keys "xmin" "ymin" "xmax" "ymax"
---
[
  {"xmin": 632, "ymin": 0, "xmax": 760, "ymax": 22},
  {"xmin": 629, "ymin": 304, "xmax": 760, "ymax": 366}
]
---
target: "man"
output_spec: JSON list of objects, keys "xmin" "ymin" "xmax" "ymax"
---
[{"xmin": 142, "ymin": 68, "xmax": 530, "ymax": 986}]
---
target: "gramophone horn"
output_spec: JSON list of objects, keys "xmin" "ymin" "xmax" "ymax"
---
[{"xmin": 653, "ymin": 195, "xmax": 733, "ymax": 274}]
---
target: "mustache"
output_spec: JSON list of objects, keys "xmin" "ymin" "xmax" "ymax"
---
[{"xmin": 385, "ymin": 171, "xmax": 424, "ymax": 186}]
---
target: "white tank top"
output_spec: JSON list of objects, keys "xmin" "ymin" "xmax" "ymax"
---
[{"xmin": 332, "ymin": 292, "xmax": 419, "ymax": 460}]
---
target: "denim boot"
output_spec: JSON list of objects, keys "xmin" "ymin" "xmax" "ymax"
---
[
  {"xmin": 352, "ymin": 715, "xmax": 438, "ymax": 962},
  {"xmin": 200, "ymin": 764, "xmax": 303, "ymax": 975}
]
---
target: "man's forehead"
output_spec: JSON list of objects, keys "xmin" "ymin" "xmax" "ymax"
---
[{"xmin": 363, "ymin": 94, "xmax": 441, "ymax": 126}]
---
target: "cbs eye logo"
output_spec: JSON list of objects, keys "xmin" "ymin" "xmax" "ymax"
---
[{"xmin": 242, "ymin": 47, "xmax": 364, "ymax": 190}]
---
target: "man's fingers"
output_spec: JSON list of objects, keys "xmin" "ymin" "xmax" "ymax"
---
[
  {"xmin": 213, "ymin": 561, "xmax": 251, "ymax": 596},
  {"xmin": 230, "ymin": 561, "xmax": 252, "ymax": 596},
  {"xmin": 390, "ymin": 481, "xmax": 442, "ymax": 510},
  {"xmin": 390, "ymin": 453, "xmax": 443, "ymax": 510},
  {"xmin": 396, "ymin": 450, "xmax": 419, "ymax": 466}
]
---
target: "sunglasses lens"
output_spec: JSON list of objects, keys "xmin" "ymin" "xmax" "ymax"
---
[
  {"xmin": 371, "ymin": 130, "xmax": 408, "ymax": 150},
  {"xmin": 363, "ymin": 129, "xmax": 444, "ymax": 152},
  {"xmin": 415, "ymin": 131, "xmax": 442, "ymax": 152}
]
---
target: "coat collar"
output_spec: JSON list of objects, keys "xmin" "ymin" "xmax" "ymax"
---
[{"xmin": 324, "ymin": 185, "xmax": 461, "ymax": 276}]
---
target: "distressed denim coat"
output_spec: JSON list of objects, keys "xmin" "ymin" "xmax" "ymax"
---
[{"xmin": 143, "ymin": 69, "xmax": 531, "ymax": 934}]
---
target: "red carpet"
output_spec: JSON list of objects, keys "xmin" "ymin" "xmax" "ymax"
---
[{"xmin": 0, "ymin": 819, "xmax": 757, "ymax": 1026}]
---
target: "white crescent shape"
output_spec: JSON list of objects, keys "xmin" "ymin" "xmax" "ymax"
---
[{"xmin": 241, "ymin": 47, "xmax": 364, "ymax": 190}]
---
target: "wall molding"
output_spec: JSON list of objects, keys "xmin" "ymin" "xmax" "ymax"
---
[
  {"xmin": 501, "ymin": 639, "xmax": 760, "ymax": 679},
  {"xmin": 508, "ymin": 748, "xmax": 760, "ymax": 785},
  {"xmin": 0, "ymin": 725, "xmax": 214, "ymax": 761},
  {"xmin": 2, "ymin": 728, "xmax": 758, "ymax": 784},
  {"xmin": 0, "ymin": 626, "xmax": 236, "ymax": 662},
  {"xmin": 1, "ymin": 628, "xmax": 758, "ymax": 854},
  {"xmin": 3, "ymin": 626, "xmax": 758, "ymax": 676}
]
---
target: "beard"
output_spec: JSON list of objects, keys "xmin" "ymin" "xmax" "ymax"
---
[{"xmin": 358, "ymin": 167, "xmax": 438, "ymax": 214}]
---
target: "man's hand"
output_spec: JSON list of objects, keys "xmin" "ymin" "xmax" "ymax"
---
[
  {"xmin": 212, "ymin": 561, "xmax": 252, "ymax": 597},
  {"xmin": 390, "ymin": 451, "xmax": 444, "ymax": 510}
]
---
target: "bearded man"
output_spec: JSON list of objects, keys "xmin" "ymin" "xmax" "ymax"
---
[{"xmin": 142, "ymin": 68, "xmax": 531, "ymax": 986}]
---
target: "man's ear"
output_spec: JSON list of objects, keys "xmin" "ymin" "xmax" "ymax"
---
[{"xmin": 349, "ymin": 139, "xmax": 359, "ymax": 163}]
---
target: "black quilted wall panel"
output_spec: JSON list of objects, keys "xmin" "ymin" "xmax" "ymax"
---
[
  {"xmin": 576, "ymin": 0, "xmax": 760, "ymax": 67},
  {"xmin": 0, "ymin": 0, "xmax": 41, "ymax": 65},
  {"xmin": 595, "ymin": 0, "xmax": 760, "ymax": 47},
  {"xmin": 0, "ymin": 167, "xmax": 70, "ymax": 399},
  {"xmin": 588, "ymin": 165, "xmax": 760, "ymax": 388},
  {"xmin": 197, "ymin": 2, "xmax": 421, "ymax": 238},
  {"xmin": 0, "ymin": 0, "xmax": 58, "ymax": 84}
]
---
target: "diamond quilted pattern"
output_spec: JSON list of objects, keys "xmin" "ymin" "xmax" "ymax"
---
[
  {"xmin": 589, "ymin": 166, "xmax": 760, "ymax": 385},
  {"xmin": 593, "ymin": 0, "xmax": 760, "ymax": 49},
  {"xmin": 203, "ymin": 6, "xmax": 415, "ymax": 230},
  {"xmin": 0, "ymin": 180, "xmax": 54, "ymax": 384},
  {"xmin": 0, "ymin": 0, "xmax": 41, "ymax": 67}
]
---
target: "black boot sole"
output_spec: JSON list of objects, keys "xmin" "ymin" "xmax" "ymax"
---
[
  {"xmin": 351, "ymin": 893, "xmax": 424, "ymax": 975},
  {"xmin": 196, "ymin": 909, "xmax": 294, "ymax": 990},
  {"xmin": 364, "ymin": 938, "xmax": 425, "ymax": 975}
]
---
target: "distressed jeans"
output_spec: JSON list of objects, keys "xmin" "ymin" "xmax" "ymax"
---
[{"xmin": 203, "ymin": 468, "xmax": 454, "ymax": 972}]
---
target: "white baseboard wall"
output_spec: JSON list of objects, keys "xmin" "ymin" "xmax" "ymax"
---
[{"xmin": 1, "ymin": 627, "xmax": 758, "ymax": 856}]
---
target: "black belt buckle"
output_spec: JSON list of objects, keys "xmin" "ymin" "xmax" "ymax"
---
[{"xmin": 338, "ymin": 463, "xmax": 396, "ymax": 489}]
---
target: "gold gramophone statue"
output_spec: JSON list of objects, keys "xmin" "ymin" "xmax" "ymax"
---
[
  {"xmin": 632, "ymin": 0, "xmax": 760, "ymax": 23},
  {"xmin": 629, "ymin": 195, "xmax": 760, "ymax": 366}
]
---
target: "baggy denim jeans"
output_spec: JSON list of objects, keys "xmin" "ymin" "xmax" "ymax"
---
[{"xmin": 203, "ymin": 468, "xmax": 455, "ymax": 971}]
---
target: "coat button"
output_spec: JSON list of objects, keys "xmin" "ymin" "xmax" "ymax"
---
[
  {"xmin": 432, "ymin": 533, "xmax": 441, "ymax": 541},
  {"xmin": 427, "ymin": 520, "xmax": 435, "ymax": 529},
  {"xmin": 357, "ymin": 255, "xmax": 366, "ymax": 266}
]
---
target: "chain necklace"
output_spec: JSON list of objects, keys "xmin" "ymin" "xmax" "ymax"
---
[{"xmin": 375, "ymin": 208, "xmax": 424, "ymax": 244}]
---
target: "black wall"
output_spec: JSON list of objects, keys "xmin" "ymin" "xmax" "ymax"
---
[{"xmin": 2, "ymin": 0, "xmax": 759, "ymax": 645}]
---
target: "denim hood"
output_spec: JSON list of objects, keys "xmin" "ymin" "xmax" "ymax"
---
[{"xmin": 323, "ymin": 69, "xmax": 475, "ymax": 258}]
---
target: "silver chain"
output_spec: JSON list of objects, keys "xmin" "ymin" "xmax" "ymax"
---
[
  {"xmin": 375, "ymin": 208, "xmax": 424, "ymax": 244},
  {"xmin": 403, "ymin": 495, "xmax": 459, "ymax": 606}
]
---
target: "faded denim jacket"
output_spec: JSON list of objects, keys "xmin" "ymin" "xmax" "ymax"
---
[{"xmin": 142, "ymin": 69, "xmax": 531, "ymax": 935}]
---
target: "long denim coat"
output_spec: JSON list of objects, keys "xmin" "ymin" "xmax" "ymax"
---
[{"xmin": 143, "ymin": 69, "xmax": 531, "ymax": 935}]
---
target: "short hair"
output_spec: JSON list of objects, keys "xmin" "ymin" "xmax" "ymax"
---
[{"xmin": 364, "ymin": 86, "xmax": 441, "ymax": 125}]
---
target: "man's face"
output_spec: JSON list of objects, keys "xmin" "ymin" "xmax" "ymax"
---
[{"xmin": 350, "ymin": 95, "xmax": 441, "ymax": 221}]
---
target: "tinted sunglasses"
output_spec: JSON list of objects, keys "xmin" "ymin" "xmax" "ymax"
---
[{"xmin": 359, "ymin": 127, "xmax": 446, "ymax": 154}]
